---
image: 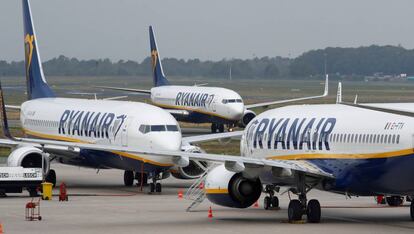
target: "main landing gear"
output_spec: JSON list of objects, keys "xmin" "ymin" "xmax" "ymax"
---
[
  {"xmin": 288, "ymin": 173, "xmax": 321, "ymax": 223},
  {"xmin": 124, "ymin": 170, "xmax": 161, "ymax": 193},
  {"xmin": 124, "ymin": 171, "xmax": 149, "ymax": 187},
  {"xmin": 263, "ymin": 185, "xmax": 279, "ymax": 210},
  {"xmin": 211, "ymin": 123, "xmax": 224, "ymax": 133}
]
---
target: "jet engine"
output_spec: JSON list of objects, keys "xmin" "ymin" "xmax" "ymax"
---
[
  {"xmin": 171, "ymin": 145, "xmax": 209, "ymax": 179},
  {"xmin": 205, "ymin": 164, "xmax": 262, "ymax": 208},
  {"xmin": 7, "ymin": 146, "xmax": 49, "ymax": 174},
  {"xmin": 240, "ymin": 110, "xmax": 256, "ymax": 127}
]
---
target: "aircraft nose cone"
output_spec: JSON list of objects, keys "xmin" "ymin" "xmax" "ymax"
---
[
  {"xmin": 230, "ymin": 104, "xmax": 244, "ymax": 120},
  {"xmin": 152, "ymin": 133, "xmax": 182, "ymax": 151}
]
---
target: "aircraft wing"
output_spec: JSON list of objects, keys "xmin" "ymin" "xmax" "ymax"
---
[
  {"xmin": 245, "ymin": 75, "xmax": 329, "ymax": 109},
  {"xmin": 1, "ymin": 136, "xmax": 333, "ymax": 179},
  {"xmin": 96, "ymin": 86, "xmax": 151, "ymax": 95},
  {"xmin": 182, "ymin": 131, "xmax": 243, "ymax": 145}
]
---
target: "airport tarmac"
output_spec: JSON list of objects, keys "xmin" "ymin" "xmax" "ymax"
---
[{"xmin": 1, "ymin": 164, "xmax": 414, "ymax": 233}]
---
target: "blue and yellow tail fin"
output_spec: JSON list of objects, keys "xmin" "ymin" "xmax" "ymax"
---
[
  {"xmin": 149, "ymin": 26, "xmax": 170, "ymax": 87},
  {"xmin": 22, "ymin": 0, "xmax": 55, "ymax": 100}
]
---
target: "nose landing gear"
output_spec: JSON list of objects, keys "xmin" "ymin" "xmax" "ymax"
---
[
  {"xmin": 211, "ymin": 123, "xmax": 225, "ymax": 133},
  {"xmin": 263, "ymin": 185, "xmax": 279, "ymax": 210},
  {"xmin": 149, "ymin": 177, "xmax": 162, "ymax": 193}
]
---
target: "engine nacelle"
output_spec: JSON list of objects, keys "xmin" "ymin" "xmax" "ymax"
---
[
  {"xmin": 7, "ymin": 146, "xmax": 49, "ymax": 174},
  {"xmin": 171, "ymin": 145, "xmax": 209, "ymax": 180},
  {"xmin": 240, "ymin": 110, "xmax": 256, "ymax": 127},
  {"xmin": 205, "ymin": 164, "xmax": 262, "ymax": 208}
]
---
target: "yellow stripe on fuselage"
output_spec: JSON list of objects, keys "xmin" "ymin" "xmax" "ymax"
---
[
  {"xmin": 205, "ymin": 188, "xmax": 229, "ymax": 194},
  {"xmin": 266, "ymin": 148, "xmax": 414, "ymax": 160},
  {"xmin": 154, "ymin": 102, "xmax": 237, "ymax": 121},
  {"xmin": 23, "ymin": 128, "xmax": 173, "ymax": 167}
]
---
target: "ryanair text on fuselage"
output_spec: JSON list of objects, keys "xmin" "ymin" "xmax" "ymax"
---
[
  {"xmin": 58, "ymin": 109, "xmax": 127, "ymax": 139},
  {"xmin": 175, "ymin": 92, "xmax": 214, "ymax": 107},
  {"xmin": 246, "ymin": 117, "xmax": 336, "ymax": 151}
]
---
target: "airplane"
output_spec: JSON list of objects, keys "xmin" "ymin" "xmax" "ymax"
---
[
  {"xmin": 8, "ymin": 71, "xmax": 414, "ymax": 222},
  {"xmin": 2, "ymin": 0, "xmax": 213, "ymax": 195},
  {"xmin": 97, "ymin": 26, "xmax": 329, "ymax": 133},
  {"xmin": 6, "ymin": 0, "xmax": 414, "ymax": 224}
]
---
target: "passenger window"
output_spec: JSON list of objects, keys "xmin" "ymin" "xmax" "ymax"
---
[
  {"xmin": 396, "ymin": 135, "xmax": 400, "ymax": 144},
  {"xmin": 373, "ymin": 135, "xmax": 376, "ymax": 143},
  {"xmin": 392, "ymin": 135, "xmax": 396, "ymax": 144}
]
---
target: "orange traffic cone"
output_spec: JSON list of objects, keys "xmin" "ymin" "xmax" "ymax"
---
[
  {"xmin": 208, "ymin": 206, "xmax": 213, "ymax": 218},
  {"xmin": 253, "ymin": 200, "xmax": 259, "ymax": 208},
  {"xmin": 178, "ymin": 189, "xmax": 183, "ymax": 199},
  {"xmin": 0, "ymin": 223, "xmax": 3, "ymax": 234}
]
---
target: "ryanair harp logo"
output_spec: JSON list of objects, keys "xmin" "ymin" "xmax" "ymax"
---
[
  {"xmin": 24, "ymin": 34, "xmax": 35, "ymax": 74},
  {"xmin": 151, "ymin": 49, "xmax": 158, "ymax": 72}
]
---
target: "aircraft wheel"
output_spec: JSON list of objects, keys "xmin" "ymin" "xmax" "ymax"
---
[
  {"xmin": 307, "ymin": 199, "xmax": 321, "ymax": 223},
  {"xmin": 211, "ymin": 123, "xmax": 217, "ymax": 133},
  {"xmin": 288, "ymin": 199, "xmax": 303, "ymax": 221},
  {"xmin": 46, "ymin": 169, "xmax": 56, "ymax": 187},
  {"xmin": 386, "ymin": 196, "xmax": 404, "ymax": 206},
  {"xmin": 218, "ymin": 124, "xmax": 225, "ymax": 133},
  {"xmin": 410, "ymin": 201, "xmax": 414, "ymax": 221},
  {"xmin": 155, "ymin": 183, "xmax": 162, "ymax": 193},
  {"xmin": 264, "ymin": 196, "xmax": 271, "ymax": 210},
  {"xmin": 123, "ymin": 170, "xmax": 134, "ymax": 187},
  {"xmin": 271, "ymin": 196, "xmax": 279, "ymax": 208},
  {"xmin": 135, "ymin": 172, "xmax": 148, "ymax": 186}
]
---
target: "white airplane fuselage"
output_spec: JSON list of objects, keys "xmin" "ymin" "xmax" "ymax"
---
[
  {"xmin": 150, "ymin": 85, "xmax": 245, "ymax": 124},
  {"xmin": 19, "ymin": 97, "xmax": 181, "ymax": 170},
  {"xmin": 240, "ymin": 104, "xmax": 414, "ymax": 195}
]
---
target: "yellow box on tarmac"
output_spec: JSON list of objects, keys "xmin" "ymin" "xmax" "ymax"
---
[{"xmin": 41, "ymin": 182, "xmax": 53, "ymax": 200}]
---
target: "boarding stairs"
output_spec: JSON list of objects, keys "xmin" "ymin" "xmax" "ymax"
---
[{"xmin": 185, "ymin": 163, "xmax": 217, "ymax": 212}]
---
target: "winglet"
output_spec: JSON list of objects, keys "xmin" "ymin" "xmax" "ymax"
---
[
  {"xmin": 0, "ymin": 81, "xmax": 16, "ymax": 140},
  {"xmin": 323, "ymin": 74, "xmax": 329, "ymax": 96},
  {"xmin": 149, "ymin": 26, "xmax": 170, "ymax": 87},
  {"xmin": 336, "ymin": 82, "xmax": 342, "ymax": 104},
  {"xmin": 354, "ymin": 94, "xmax": 358, "ymax": 104}
]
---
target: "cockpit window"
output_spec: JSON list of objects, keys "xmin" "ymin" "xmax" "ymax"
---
[
  {"xmin": 151, "ymin": 125, "xmax": 166, "ymax": 132},
  {"xmin": 222, "ymin": 99, "xmax": 243, "ymax": 104},
  {"xmin": 166, "ymin": 125, "xmax": 179, "ymax": 131},
  {"xmin": 139, "ymin": 124, "xmax": 179, "ymax": 134}
]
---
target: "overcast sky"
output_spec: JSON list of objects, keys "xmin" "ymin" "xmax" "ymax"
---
[{"xmin": 1, "ymin": 0, "xmax": 414, "ymax": 62}]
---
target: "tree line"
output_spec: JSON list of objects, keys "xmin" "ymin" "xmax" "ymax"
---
[{"xmin": 1, "ymin": 45, "xmax": 414, "ymax": 79}]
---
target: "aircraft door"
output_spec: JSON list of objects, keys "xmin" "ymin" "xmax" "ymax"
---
[
  {"xmin": 121, "ymin": 117, "xmax": 133, "ymax": 147},
  {"xmin": 210, "ymin": 95, "xmax": 217, "ymax": 112}
]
